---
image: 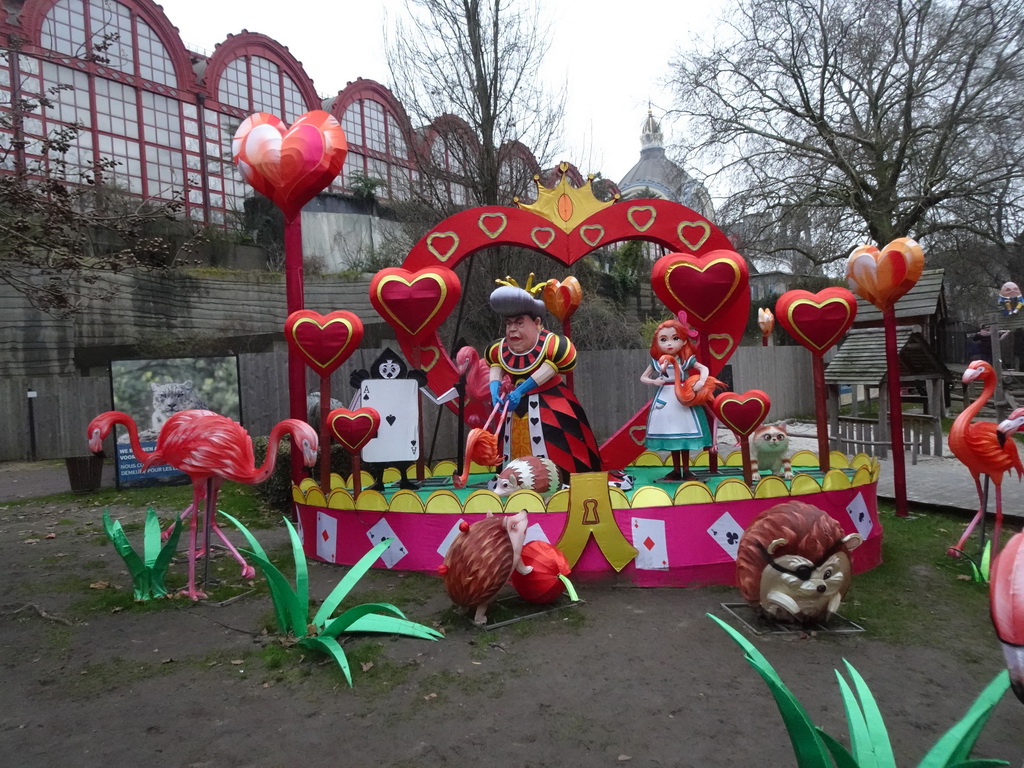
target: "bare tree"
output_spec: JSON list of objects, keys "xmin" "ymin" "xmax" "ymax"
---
[
  {"xmin": 385, "ymin": 0, "xmax": 566, "ymax": 213},
  {"xmin": 669, "ymin": 0, "xmax": 1024, "ymax": 272}
]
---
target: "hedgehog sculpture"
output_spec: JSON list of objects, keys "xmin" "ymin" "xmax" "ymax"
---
[
  {"xmin": 735, "ymin": 501, "xmax": 862, "ymax": 625},
  {"xmin": 492, "ymin": 456, "xmax": 560, "ymax": 497}
]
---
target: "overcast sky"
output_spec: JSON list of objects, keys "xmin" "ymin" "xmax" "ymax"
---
[{"xmin": 157, "ymin": 0, "xmax": 722, "ymax": 184}]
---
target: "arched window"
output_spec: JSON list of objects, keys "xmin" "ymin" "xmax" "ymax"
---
[
  {"xmin": 216, "ymin": 55, "xmax": 303, "ymax": 124},
  {"xmin": 335, "ymin": 96, "xmax": 412, "ymax": 199}
]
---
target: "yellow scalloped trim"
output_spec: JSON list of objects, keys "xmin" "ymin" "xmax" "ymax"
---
[
  {"xmin": 299, "ymin": 477, "xmax": 320, "ymax": 493},
  {"xmin": 464, "ymin": 489, "xmax": 503, "ymax": 516},
  {"xmin": 723, "ymin": 450, "xmax": 743, "ymax": 467},
  {"xmin": 630, "ymin": 485, "xmax": 674, "ymax": 507},
  {"xmin": 851, "ymin": 466, "xmax": 872, "ymax": 486},
  {"xmin": 356, "ymin": 490, "xmax": 388, "ymax": 511},
  {"xmin": 423, "ymin": 490, "xmax": 463, "ymax": 514},
  {"xmin": 609, "ymin": 486, "xmax": 630, "ymax": 509},
  {"xmin": 304, "ymin": 487, "xmax": 328, "ymax": 508},
  {"xmin": 829, "ymin": 451, "xmax": 851, "ymax": 469},
  {"xmin": 754, "ymin": 476, "xmax": 789, "ymax": 498},
  {"xmin": 406, "ymin": 465, "xmax": 431, "ymax": 479},
  {"xmin": 546, "ymin": 488, "xmax": 570, "ymax": 513},
  {"xmin": 327, "ymin": 488, "xmax": 354, "ymax": 509},
  {"xmin": 870, "ymin": 458, "xmax": 881, "ymax": 482},
  {"xmin": 790, "ymin": 474, "xmax": 821, "ymax": 495},
  {"xmin": 822, "ymin": 469, "xmax": 852, "ymax": 491},
  {"xmin": 692, "ymin": 450, "xmax": 710, "ymax": 467},
  {"xmin": 389, "ymin": 489, "xmax": 425, "ymax": 513},
  {"xmin": 382, "ymin": 467, "xmax": 402, "ymax": 485},
  {"xmin": 339, "ymin": 470, "xmax": 375, "ymax": 490},
  {"xmin": 433, "ymin": 460, "xmax": 457, "ymax": 476},
  {"xmin": 503, "ymin": 489, "xmax": 547, "ymax": 513},
  {"xmin": 851, "ymin": 453, "xmax": 873, "ymax": 469},
  {"xmin": 470, "ymin": 461, "xmax": 496, "ymax": 474},
  {"xmin": 329, "ymin": 473, "xmax": 346, "ymax": 490},
  {"xmin": 291, "ymin": 485, "xmax": 305, "ymax": 504},
  {"xmin": 674, "ymin": 481, "xmax": 715, "ymax": 505},
  {"xmin": 790, "ymin": 450, "xmax": 819, "ymax": 467},
  {"xmin": 715, "ymin": 478, "xmax": 754, "ymax": 502},
  {"xmin": 635, "ymin": 451, "xmax": 666, "ymax": 466}
]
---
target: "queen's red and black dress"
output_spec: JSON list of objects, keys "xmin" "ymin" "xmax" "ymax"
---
[{"xmin": 486, "ymin": 329, "xmax": 602, "ymax": 477}]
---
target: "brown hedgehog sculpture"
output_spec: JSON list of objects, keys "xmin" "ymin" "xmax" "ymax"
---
[
  {"xmin": 438, "ymin": 510, "xmax": 531, "ymax": 625},
  {"xmin": 735, "ymin": 501, "xmax": 862, "ymax": 625}
]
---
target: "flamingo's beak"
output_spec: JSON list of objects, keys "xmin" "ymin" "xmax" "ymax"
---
[{"xmin": 998, "ymin": 429, "xmax": 1008, "ymax": 448}]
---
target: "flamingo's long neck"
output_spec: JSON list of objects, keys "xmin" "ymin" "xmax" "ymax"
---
[
  {"xmin": 250, "ymin": 423, "xmax": 289, "ymax": 484},
  {"xmin": 663, "ymin": 354, "xmax": 686, "ymax": 404},
  {"xmin": 120, "ymin": 416, "xmax": 152, "ymax": 464},
  {"xmin": 957, "ymin": 369, "xmax": 996, "ymax": 431}
]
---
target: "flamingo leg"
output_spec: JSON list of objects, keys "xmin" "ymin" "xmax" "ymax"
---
[
  {"xmin": 951, "ymin": 474, "xmax": 986, "ymax": 554},
  {"xmin": 161, "ymin": 500, "xmax": 196, "ymax": 542},
  {"xmin": 209, "ymin": 515, "xmax": 256, "ymax": 579},
  {"xmin": 181, "ymin": 483, "xmax": 207, "ymax": 600},
  {"xmin": 993, "ymin": 482, "xmax": 1004, "ymax": 556}
]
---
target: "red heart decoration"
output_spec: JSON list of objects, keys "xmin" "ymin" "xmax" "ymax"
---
[
  {"xmin": 711, "ymin": 390, "xmax": 772, "ymax": 438},
  {"xmin": 651, "ymin": 249, "xmax": 748, "ymax": 327},
  {"xmin": 542, "ymin": 276, "xmax": 582, "ymax": 323},
  {"xmin": 328, "ymin": 407, "xmax": 381, "ymax": 454},
  {"xmin": 369, "ymin": 267, "xmax": 461, "ymax": 341},
  {"xmin": 284, "ymin": 310, "xmax": 364, "ymax": 376},
  {"xmin": 232, "ymin": 111, "xmax": 347, "ymax": 221},
  {"xmin": 775, "ymin": 288, "xmax": 858, "ymax": 356}
]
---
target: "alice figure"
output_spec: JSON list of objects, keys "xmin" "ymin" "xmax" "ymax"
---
[{"xmin": 641, "ymin": 312, "xmax": 723, "ymax": 483}]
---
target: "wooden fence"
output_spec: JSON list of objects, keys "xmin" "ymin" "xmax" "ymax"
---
[
  {"xmin": 833, "ymin": 413, "xmax": 943, "ymax": 463},
  {"xmin": 0, "ymin": 343, "xmax": 817, "ymax": 463}
]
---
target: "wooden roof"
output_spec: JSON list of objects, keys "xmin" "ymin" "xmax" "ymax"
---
[
  {"xmin": 824, "ymin": 327, "xmax": 951, "ymax": 384},
  {"xmin": 854, "ymin": 268, "xmax": 946, "ymax": 325}
]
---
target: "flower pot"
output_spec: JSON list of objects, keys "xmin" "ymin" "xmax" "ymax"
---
[{"xmin": 65, "ymin": 456, "xmax": 104, "ymax": 493}]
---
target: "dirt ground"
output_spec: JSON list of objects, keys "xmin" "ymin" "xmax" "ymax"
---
[{"xmin": 0, "ymin": 492, "xmax": 1021, "ymax": 768}]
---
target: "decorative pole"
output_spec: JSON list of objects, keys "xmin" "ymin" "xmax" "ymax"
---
[
  {"xmin": 846, "ymin": 238, "xmax": 925, "ymax": 517},
  {"xmin": 232, "ymin": 111, "xmax": 348, "ymax": 484}
]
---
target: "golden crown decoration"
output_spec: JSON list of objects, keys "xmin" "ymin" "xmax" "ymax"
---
[{"xmin": 515, "ymin": 162, "xmax": 619, "ymax": 233}]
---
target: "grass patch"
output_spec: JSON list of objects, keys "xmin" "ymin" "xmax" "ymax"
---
[
  {"xmin": 839, "ymin": 502, "xmax": 999, "ymax": 651},
  {"xmin": 66, "ymin": 657, "xmax": 175, "ymax": 699}
]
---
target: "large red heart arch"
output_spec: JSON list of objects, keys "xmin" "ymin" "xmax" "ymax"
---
[
  {"xmin": 775, "ymin": 288, "xmax": 858, "ymax": 356},
  {"xmin": 375, "ymin": 198, "xmax": 744, "ymax": 469}
]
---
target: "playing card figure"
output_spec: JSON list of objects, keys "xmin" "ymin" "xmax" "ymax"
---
[
  {"xmin": 735, "ymin": 501, "xmax": 862, "ymax": 625},
  {"xmin": 486, "ymin": 277, "xmax": 601, "ymax": 482},
  {"xmin": 640, "ymin": 312, "xmax": 724, "ymax": 482}
]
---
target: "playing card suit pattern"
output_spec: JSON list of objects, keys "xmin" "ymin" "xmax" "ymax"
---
[
  {"xmin": 327, "ymin": 407, "xmax": 381, "ymax": 454},
  {"xmin": 232, "ymin": 111, "xmax": 347, "ymax": 221},
  {"xmin": 542, "ymin": 276, "xmax": 582, "ymax": 323},
  {"xmin": 775, "ymin": 288, "xmax": 858, "ymax": 356},
  {"xmin": 651, "ymin": 249, "xmax": 748, "ymax": 325},
  {"xmin": 369, "ymin": 266, "xmax": 461, "ymax": 341},
  {"xmin": 711, "ymin": 390, "xmax": 772, "ymax": 438},
  {"xmin": 846, "ymin": 237, "xmax": 925, "ymax": 312},
  {"xmin": 284, "ymin": 310, "xmax": 364, "ymax": 376}
]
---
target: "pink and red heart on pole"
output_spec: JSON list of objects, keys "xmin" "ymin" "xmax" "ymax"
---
[
  {"xmin": 284, "ymin": 310, "xmax": 364, "ymax": 489},
  {"xmin": 233, "ymin": 111, "xmax": 348, "ymax": 484},
  {"xmin": 845, "ymin": 238, "xmax": 925, "ymax": 517},
  {"xmin": 775, "ymin": 287, "xmax": 858, "ymax": 474},
  {"xmin": 711, "ymin": 390, "xmax": 772, "ymax": 485},
  {"xmin": 326, "ymin": 407, "xmax": 381, "ymax": 498}
]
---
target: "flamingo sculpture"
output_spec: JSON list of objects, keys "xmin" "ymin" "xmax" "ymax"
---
[
  {"xmin": 141, "ymin": 411, "xmax": 318, "ymax": 599},
  {"xmin": 455, "ymin": 346, "xmax": 491, "ymax": 404},
  {"xmin": 947, "ymin": 361, "xmax": 1023, "ymax": 557},
  {"xmin": 992, "ymin": 410, "xmax": 1024, "ymax": 704}
]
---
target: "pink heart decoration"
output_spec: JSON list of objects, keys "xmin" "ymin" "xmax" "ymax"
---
[
  {"xmin": 232, "ymin": 111, "xmax": 347, "ymax": 221},
  {"xmin": 328, "ymin": 408, "xmax": 381, "ymax": 454},
  {"xmin": 711, "ymin": 390, "xmax": 772, "ymax": 438}
]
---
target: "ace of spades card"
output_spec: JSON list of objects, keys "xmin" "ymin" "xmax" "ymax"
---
[{"xmin": 359, "ymin": 378, "xmax": 421, "ymax": 463}]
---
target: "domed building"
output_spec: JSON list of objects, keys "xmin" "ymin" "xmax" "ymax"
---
[{"xmin": 618, "ymin": 110, "xmax": 714, "ymax": 219}]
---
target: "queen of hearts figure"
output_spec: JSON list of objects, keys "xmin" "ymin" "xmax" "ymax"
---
[{"xmin": 485, "ymin": 278, "xmax": 602, "ymax": 482}]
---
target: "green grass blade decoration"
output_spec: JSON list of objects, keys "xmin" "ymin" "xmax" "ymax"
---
[
  {"xmin": 299, "ymin": 635, "xmax": 352, "ymax": 687},
  {"xmin": 835, "ymin": 671, "xmax": 874, "ymax": 767},
  {"xmin": 559, "ymin": 574, "xmax": 580, "ymax": 602},
  {"xmin": 708, "ymin": 614, "xmax": 833, "ymax": 768},
  {"xmin": 282, "ymin": 518, "xmax": 309, "ymax": 609},
  {"xmin": 102, "ymin": 508, "xmax": 183, "ymax": 600},
  {"xmin": 345, "ymin": 613, "xmax": 444, "ymax": 640},
  {"xmin": 841, "ymin": 661, "xmax": 897, "ymax": 768},
  {"xmin": 312, "ymin": 538, "xmax": 392, "ymax": 626},
  {"xmin": 816, "ymin": 728, "xmax": 861, "ymax": 768},
  {"xmin": 917, "ymin": 671, "xmax": 1010, "ymax": 768},
  {"xmin": 980, "ymin": 541, "xmax": 992, "ymax": 584},
  {"xmin": 948, "ymin": 760, "xmax": 1011, "ymax": 767},
  {"xmin": 320, "ymin": 601, "xmax": 408, "ymax": 638}
]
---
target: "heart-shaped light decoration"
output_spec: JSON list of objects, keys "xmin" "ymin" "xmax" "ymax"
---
[
  {"xmin": 369, "ymin": 267, "xmax": 461, "ymax": 341},
  {"xmin": 846, "ymin": 237, "xmax": 924, "ymax": 312},
  {"xmin": 542, "ymin": 276, "xmax": 582, "ymax": 323},
  {"xmin": 651, "ymin": 249, "xmax": 748, "ymax": 326},
  {"xmin": 284, "ymin": 310, "xmax": 364, "ymax": 376},
  {"xmin": 327, "ymin": 407, "xmax": 381, "ymax": 454},
  {"xmin": 758, "ymin": 307, "xmax": 775, "ymax": 338},
  {"xmin": 775, "ymin": 288, "xmax": 857, "ymax": 356},
  {"xmin": 711, "ymin": 390, "xmax": 772, "ymax": 438},
  {"xmin": 232, "ymin": 111, "xmax": 347, "ymax": 222}
]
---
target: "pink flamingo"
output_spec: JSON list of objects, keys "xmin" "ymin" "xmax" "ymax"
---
[
  {"xmin": 141, "ymin": 411, "xmax": 318, "ymax": 599},
  {"xmin": 455, "ymin": 346, "xmax": 491, "ymax": 403},
  {"xmin": 947, "ymin": 362, "xmax": 1023, "ymax": 556},
  {"xmin": 992, "ymin": 408, "xmax": 1024, "ymax": 703}
]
